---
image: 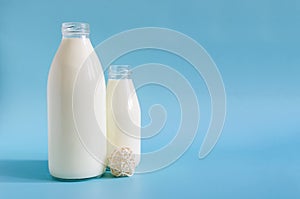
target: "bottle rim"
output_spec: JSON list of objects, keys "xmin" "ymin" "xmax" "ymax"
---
[
  {"xmin": 62, "ymin": 22, "xmax": 90, "ymax": 36},
  {"xmin": 109, "ymin": 65, "xmax": 132, "ymax": 79}
]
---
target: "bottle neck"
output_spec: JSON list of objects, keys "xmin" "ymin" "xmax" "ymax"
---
[
  {"xmin": 62, "ymin": 22, "xmax": 90, "ymax": 38},
  {"xmin": 109, "ymin": 65, "xmax": 131, "ymax": 79}
]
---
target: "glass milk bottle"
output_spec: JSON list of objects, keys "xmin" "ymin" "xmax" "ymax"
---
[
  {"xmin": 107, "ymin": 65, "xmax": 141, "ymax": 166},
  {"xmin": 47, "ymin": 22, "xmax": 106, "ymax": 179}
]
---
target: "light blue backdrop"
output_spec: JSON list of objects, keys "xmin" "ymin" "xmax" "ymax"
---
[{"xmin": 0, "ymin": 0, "xmax": 299, "ymax": 198}]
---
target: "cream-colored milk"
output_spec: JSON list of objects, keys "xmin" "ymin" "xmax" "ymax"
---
[
  {"xmin": 107, "ymin": 79, "xmax": 141, "ymax": 166},
  {"xmin": 48, "ymin": 38, "xmax": 106, "ymax": 179}
]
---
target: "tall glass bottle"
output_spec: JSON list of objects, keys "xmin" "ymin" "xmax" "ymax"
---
[
  {"xmin": 47, "ymin": 22, "xmax": 106, "ymax": 179},
  {"xmin": 107, "ymin": 65, "xmax": 141, "ymax": 166}
]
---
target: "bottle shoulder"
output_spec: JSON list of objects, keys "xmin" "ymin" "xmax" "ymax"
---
[
  {"xmin": 50, "ymin": 38, "xmax": 100, "ymax": 70},
  {"xmin": 107, "ymin": 79, "xmax": 140, "ymax": 108},
  {"xmin": 55, "ymin": 38, "xmax": 93, "ymax": 57},
  {"xmin": 107, "ymin": 79, "xmax": 136, "ymax": 93}
]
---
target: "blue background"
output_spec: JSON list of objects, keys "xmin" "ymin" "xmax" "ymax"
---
[{"xmin": 0, "ymin": 0, "xmax": 299, "ymax": 198}]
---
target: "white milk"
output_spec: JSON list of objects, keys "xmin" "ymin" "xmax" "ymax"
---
[
  {"xmin": 107, "ymin": 67, "xmax": 141, "ymax": 166},
  {"xmin": 48, "ymin": 22, "xmax": 106, "ymax": 179}
]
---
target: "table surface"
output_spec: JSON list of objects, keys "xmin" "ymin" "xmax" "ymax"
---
[{"xmin": 1, "ymin": 146, "xmax": 299, "ymax": 199}]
